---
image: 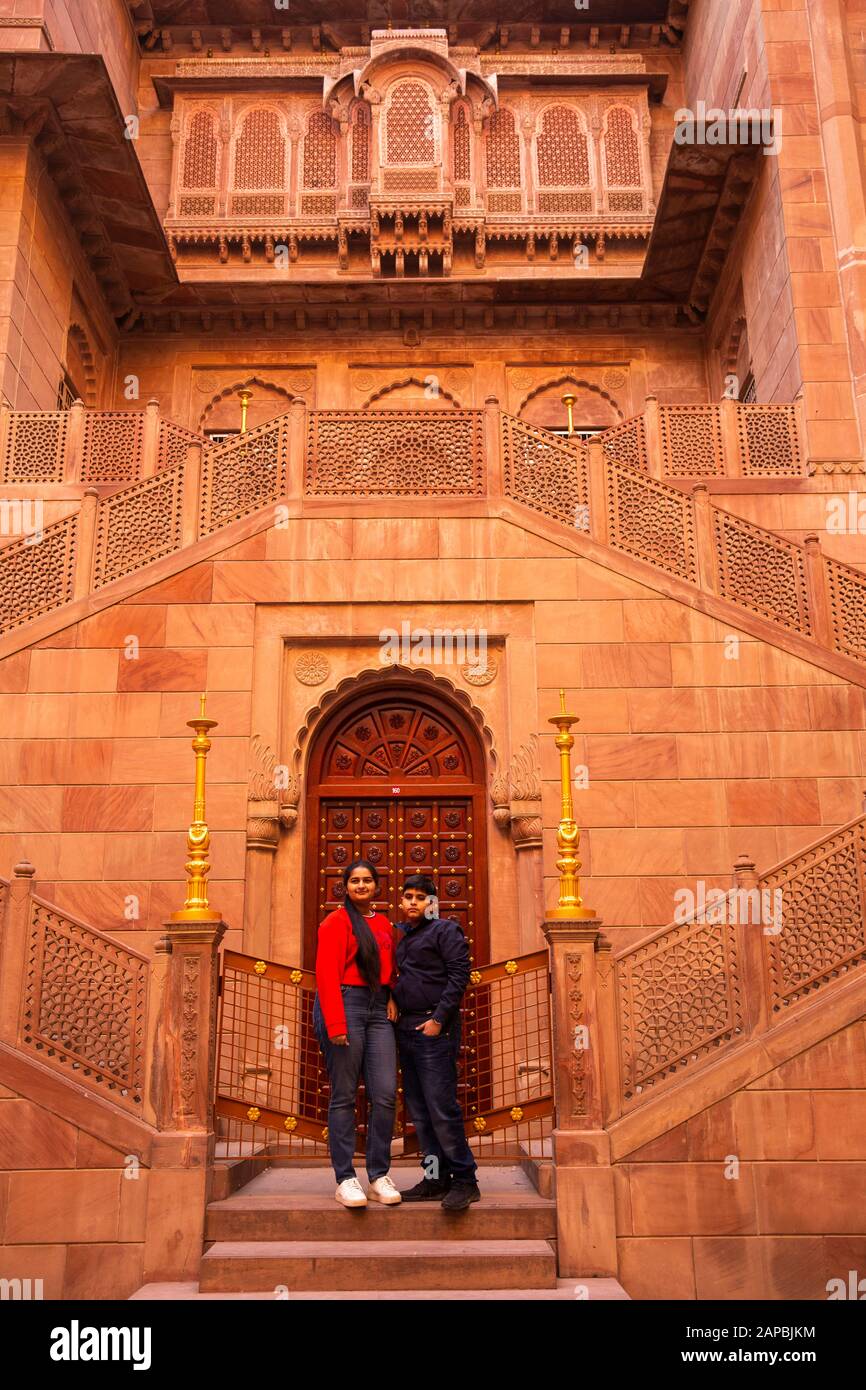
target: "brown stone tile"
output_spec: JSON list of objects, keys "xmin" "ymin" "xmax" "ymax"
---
[
  {"xmin": 725, "ymin": 778, "xmax": 820, "ymax": 825},
  {"xmin": 686, "ymin": 1098, "xmax": 739, "ymax": 1160},
  {"xmin": 617, "ymin": 1237, "xmax": 696, "ymax": 1299},
  {"xmin": 627, "ymin": 1124, "xmax": 689, "ymax": 1163},
  {"xmin": 0, "ymin": 1243, "xmax": 66, "ymax": 1299},
  {"xmin": 116, "ymin": 648, "xmax": 208, "ymax": 693},
  {"xmin": 164, "ymin": 603, "xmax": 256, "ymax": 647},
  {"xmin": 0, "ymin": 649, "xmax": 29, "ymax": 692},
  {"xmin": 813, "ymin": 1092, "xmax": 866, "ymax": 1159},
  {"xmin": 693, "ymin": 1236, "xmax": 827, "ymax": 1300},
  {"xmin": 754, "ymin": 1162, "xmax": 866, "ymax": 1233},
  {"xmin": 28, "ymin": 649, "xmax": 119, "ymax": 692},
  {"xmin": 0, "ymin": 1099, "xmax": 77, "ymax": 1169},
  {"xmin": 628, "ymin": 688, "xmax": 708, "ymax": 733},
  {"xmin": 0, "ymin": 786, "xmax": 64, "ymax": 833},
  {"xmin": 585, "ymin": 733, "xmax": 677, "ymax": 779},
  {"xmin": 75, "ymin": 606, "xmax": 167, "ymax": 649},
  {"xmin": 61, "ymin": 785, "xmax": 154, "ymax": 833},
  {"xmin": 128, "ymin": 561, "xmax": 213, "ymax": 605},
  {"xmin": 636, "ymin": 780, "xmax": 727, "ymax": 826},
  {"xmin": 733, "ymin": 1091, "xmax": 817, "ymax": 1160},
  {"xmin": 18, "ymin": 739, "xmax": 113, "ymax": 785},
  {"xmin": 77, "ymin": 1132, "xmax": 133, "ymax": 1169},
  {"xmin": 5, "ymin": 1170, "xmax": 121, "ymax": 1242},
  {"xmin": 63, "ymin": 1244, "xmax": 144, "ymax": 1301},
  {"xmin": 750, "ymin": 1023, "xmax": 866, "ymax": 1090}
]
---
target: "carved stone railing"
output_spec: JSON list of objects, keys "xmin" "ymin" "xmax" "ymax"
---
[
  {"xmin": 1, "ymin": 397, "xmax": 861, "ymax": 671},
  {"xmin": 604, "ymin": 399, "xmax": 804, "ymax": 479},
  {"xmin": 0, "ymin": 866, "xmax": 150, "ymax": 1113},
  {"xmin": 603, "ymin": 814, "xmax": 866, "ymax": 1119},
  {"xmin": 306, "ymin": 408, "xmax": 486, "ymax": 496},
  {"xmin": 0, "ymin": 399, "xmax": 181, "ymax": 487},
  {"xmin": 502, "ymin": 413, "xmax": 589, "ymax": 525}
]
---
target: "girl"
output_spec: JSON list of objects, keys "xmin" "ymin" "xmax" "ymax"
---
[{"xmin": 313, "ymin": 858, "xmax": 402, "ymax": 1208}]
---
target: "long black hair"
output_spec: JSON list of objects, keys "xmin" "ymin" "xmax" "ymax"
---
[{"xmin": 341, "ymin": 858, "xmax": 382, "ymax": 992}]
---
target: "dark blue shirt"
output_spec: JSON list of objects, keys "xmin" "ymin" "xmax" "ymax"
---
[{"xmin": 393, "ymin": 916, "xmax": 471, "ymax": 1027}]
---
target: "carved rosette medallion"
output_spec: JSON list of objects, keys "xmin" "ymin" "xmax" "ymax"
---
[
  {"xmin": 461, "ymin": 659, "xmax": 498, "ymax": 686},
  {"xmin": 294, "ymin": 651, "xmax": 331, "ymax": 685}
]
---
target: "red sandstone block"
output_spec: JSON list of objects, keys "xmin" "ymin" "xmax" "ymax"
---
[
  {"xmin": 818, "ymin": 779, "xmax": 865, "ymax": 824},
  {"xmin": 63, "ymin": 1245, "xmax": 144, "ymax": 1302},
  {"xmin": 575, "ymin": 876, "xmax": 641, "ymax": 928},
  {"xmin": 49, "ymin": 881, "xmax": 152, "ymax": 934},
  {"xmin": 670, "ymin": 643, "xmax": 763, "ymax": 687},
  {"xmin": 0, "ymin": 785, "xmax": 63, "ymax": 833},
  {"xmin": 807, "ymin": 418, "xmax": 862, "ymax": 458},
  {"xmin": 0, "ymin": 1243, "xmax": 66, "ymax": 1300},
  {"xmin": 568, "ymin": 689, "xmax": 630, "ymax": 732},
  {"xmin": 353, "ymin": 518, "xmax": 439, "ymax": 559},
  {"xmin": 585, "ymin": 733, "xmax": 677, "ymax": 779},
  {"xmin": 621, "ymin": 600, "xmax": 718, "ymax": 643},
  {"xmin": 767, "ymin": 730, "xmax": 860, "ymax": 777},
  {"xmin": 718, "ymin": 686, "xmax": 812, "ymax": 731},
  {"xmin": 165, "ymin": 603, "xmax": 255, "ymax": 647},
  {"xmin": 627, "ymin": 689, "xmax": 708, "ymax": 733},
  {"xmin": 266, "ymin": 517, "xmax": 353, "ymax": 561},
  {"xmin": 17, "ymin": 739, "xmax": 113, "ymax": 785},
  {"xmin": 636, "ymin": 780, "xmax": 727, "ymax": 826},
  {"xmin": 638, "ymin": 874, "xmax": 727, "ymax": 926},
  {"xmin": 0, "ymin": 1099, "xmax": 77, "ymax": 1169},
  {"xmin": 547, "ymin": 778, "xmax": 635, "ymax": 828},
  {"xmin": 152, "ymin": 782, "xmax": 246, "ymax": 831},
  {"xmin": 758, "ymin": 647, "xmax": 844, "ymax": 685},
  {"xmin": 693, "ymin": 1236, "xmax": 827, "ymax": 1300},
  {"xmin": 76, "ymin": 1133, "xmax": 130, "ymax": 1169},
  {"xmin": 75, "ymin": 606, "xmax": 166, "ymax": 649},
  {"xmin": 627, "ymin": 1163, "xmax": 757, "ymax": 1236},
  {"xmin": 754, "ymin": 1162, "xmax": 866, "ymax": 1233},
  {"xmin": 118, "ymin": 1168, "xmax": 149, "ymax": 1242},
  {"xmin": 61, "ymin": 785, "xmax": 154, "ymax": 834},
  {"xmin": 5, "ymin": 1169, "xmax": 121, "ymax": 1243},
  {"xmin": 0, "ymin": 650, "xmax": 29, "ymax": 692},
  {"xmin": 799, "ymin": 343, "xmax": 857, "ymax": 379},
  {"xmin": 676, "ymin": 733, "xmax": 770, "ymax": 778},
  {"xmin": 725, "ymin": 778, "xmax": 820, "ymax": 825},
  {"xmin": 128, "ymin": 561, "xmax": 214, "ymax": 605},
  {"xmin": 109, "ymin": 736, "xmax": 201, "ymax": 785},
  {"xmin": 574, "ymin": 560, "xmax": 658, "ymax": 601},
  {"xmin": 591, "ymin": 828, "xmax": 685, "ymax": 876},
  {"xmin": 617, "ymin": 1238, "xmax": 696, "ymax": 1300},
  {"xmin": 208, "ymin": 646, "xmax": 254, "ymax": 690},
  {"xmin": 627, "ymin": 1124, "xmax": 689, "ymax": 1163},
  {"xmin": 733, "ymin": 1091, "xmax": 817, "ymax": 1160},
  {"xmin": 28, "ymin": 648, "xmax": 119, "ymax": 692},
  {"xmin": 116, "ymin": 648, "xmax": 207, "ymax": 692},
  {"xmin": 57, "ymin": 833, "xmax": 106, "ymax": 882},
  {"xmin": 535, "ymin": 600, "xmax": 624, "ymax": 643},
  {"xmin": 813, "ymin": 1093, "xmax": 866, "ymax": 1159},
  {"xmin": 219, "ymin": 533, "xmax": 269, "ymax": 561},
  {"xmin": 158, "ymin": 690, "xmax": 251, "ymax": 737}
]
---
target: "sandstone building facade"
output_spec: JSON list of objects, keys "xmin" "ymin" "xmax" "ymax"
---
[{"xmin": 0, "ymin": 0, "xmax": 865, "ymax": 1302}]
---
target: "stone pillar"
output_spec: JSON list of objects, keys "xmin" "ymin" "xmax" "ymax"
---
[
  {"xmin": 511, "ymin": 816, "xmax": 544, "ymax": 954},
  {"xmin": 143, "ymin": 913, "xmax": 227, "ymax": 1282},
  {"xmin": 542, "ymin": 915, "xmax": 618, "ymax": 1278},
  {"xmin": 141, "ymin": 398, "xmax": 161, "ymax": 478}
]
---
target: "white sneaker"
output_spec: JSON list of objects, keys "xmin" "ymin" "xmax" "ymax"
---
[
  {"xmin": 367, "ymin": 1175, "xmax": 402, "ymax": 1206},
  {"xmin": 335, "ymin": 1177, "xmax": 367, "ymax": 1208}
]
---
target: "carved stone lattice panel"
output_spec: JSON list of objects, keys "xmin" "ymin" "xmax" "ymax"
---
[
  {"xmin": 2, "ymin": 411, "xmax": 67, "ymax": 483},
  {"xmin": 606, "ymin": 462, "xmax": 699, "ymax": 583},
  {"xmin": 826, "ymin": 557, "xmax": 866, "ymax": 660},
  {"xmin": 183, "ymin": 107, "xmax": 218, "ymax": 191},
  {"xmin": 0, "ymin": 513, "xmax": 77, "ymax": 631},
  {"xmin": 22, "ymin": 901, "xmax": 147, "ymax": 1108},
  {"xmin": 158, "ymin": 417, "xmax": 201, "ymax": 473},
  {"xmin": 200, "ymin": 414, "xmax": 289, "ymax": 534},
  {"xmin": 713, "ymin": 510, "xmax": 812, "ymax": 636},
  {"xmin": 617, "ymin": 916, "xmax": 744, "ymax": 1101},
  {"xmin": 738, "ymin": 404, "xmax": 803, "ymax": 477},
  {"xmin": 600, "ymin": 414, "xmax": 647, "ymax": 472},
  {"xmin": 305, "ymin": 410, "xmax": 485, "ymax": 496},
  {"xmin": 659, "ymin": 405, "xmax": 724, "ymax": 478},
  {"xmin": 81, "ymin": 412, "xmax": 145, "ymax": 484},
  {"xmin": 92, "ymin": 465, "xmax": 185, "ymax": 590},
  {"xmin": 761, "ymin": 821, "xmax": 866, "ymax": 1012},
  {"xmin": 502, "ymin": 414, "xmax": 589, "ymax": 527}
]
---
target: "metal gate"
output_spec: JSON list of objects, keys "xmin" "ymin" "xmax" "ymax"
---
[{"xmin": 214, "ymin": 948, "xmax": 554, "ymax": 1161}]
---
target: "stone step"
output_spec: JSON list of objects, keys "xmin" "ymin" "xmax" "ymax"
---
[
  {"xmin": 199, "ymin": 1239, "xmax": 557, "ymax": 1293},
  {"xmin": 205, "ymin": 1192, "xmax": 556, "ymax": 1242},
  {"xmin": 132, "ymin": 1278, "xmax": 631, "ymax": 1301}
]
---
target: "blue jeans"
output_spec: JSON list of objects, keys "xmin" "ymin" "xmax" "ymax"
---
[
  {"xmin": 397, "ymin": 1016, "xmax": 478, "ymax": 1184},
  {"xmin": 313, "ymin": 985, "xmax": 397, "ymax": 1183}
]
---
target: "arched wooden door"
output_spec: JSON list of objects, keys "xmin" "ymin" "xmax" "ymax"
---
[{"xmin": 304, "ymin": 683, "xmax": 490, "ymax": 970}]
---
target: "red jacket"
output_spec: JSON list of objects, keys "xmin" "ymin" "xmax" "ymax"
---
[{"xmin": 315, "ymin": 907, "xmax": 398, "ymax": 1039}]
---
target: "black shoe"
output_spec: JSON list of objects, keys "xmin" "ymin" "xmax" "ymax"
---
[
  {"xmin": 400, "ymin": 1176, "xmax": 451, "ymax": 1202},
  {"xmin": 441, "ymin": 1181, "xmax": 481, "ymax": 1211}
]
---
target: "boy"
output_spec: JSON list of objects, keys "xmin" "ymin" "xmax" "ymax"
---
[{"xmin": 393, "ymin": 873, "xmax": 480, "ymax": 1210}]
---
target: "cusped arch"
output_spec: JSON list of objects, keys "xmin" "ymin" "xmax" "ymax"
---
[
  {"xmin": 362, "ymin": 376, "xmax": 462, "ymax": 409},
  {"xmin": 518, "ymin": 375, "xmax": 623, "ymax": 428},
  {"xmin": 198, "ymin": 375, "xmax": 293, "ymax": 431},
  {"xmin": 293, "ymin": 664, "xmax": 503, "ymax": 789}
]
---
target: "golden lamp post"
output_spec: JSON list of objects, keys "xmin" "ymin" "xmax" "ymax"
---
[
  {"xmin": 170, "ymin": 693, "xmax": 220, "ymax": 923},
  {"xmin": 561, "ymin": 392, "xmax": 577, "ymax": 437},
  {"xmin": 548, "ymin": 687, "xmax": 595, "ymax": 919},
  {"xmin": 239, "ymin": 389, "xmax": 251, "ymax": 433}
]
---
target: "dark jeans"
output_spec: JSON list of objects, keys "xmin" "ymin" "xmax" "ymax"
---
[
  {"xmin": 397, "ymin": 1015, "xmax": 478, "ymax": 1185},
  {"xmin": 313, "ymin": 985, "xmax": 396, "ymax": 1184}
]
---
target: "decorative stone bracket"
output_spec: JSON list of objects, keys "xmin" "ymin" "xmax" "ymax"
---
[{"xmin": 246, "ymin": 734, "xmax": 301, "ymax": 849}]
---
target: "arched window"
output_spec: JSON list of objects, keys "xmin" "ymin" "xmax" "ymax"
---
[
  {"xmin": 535, "ymin": 105, "xmax": 592, "ymax": 214},
  {"xmin": 485, "ymin": 107, "xmax": 522, "ymax": 213},
  {"xmin": 384, "ymin": 80, "xmax": 437, "ymax": 165},
  {"xmin": 602, "ymin": 105, "xmax": 644, "ymax": 213},
  {"xmin": 452, "ymin": 102, "xmax": 471, "ymax": 206},
  {"xmin": 178, "ymin": 107, "xmax": 219, "ymax": 217},
  {"xmin": 350, "ymin": 101, "xmax": 370, "ymax": 209},
  {"xmin": 232, "ymin": 108, "xmax": 286, "ymax": 216},
  {"xmin": 302, "ymin": 110, "xmax": 338, "ymax": 214}
]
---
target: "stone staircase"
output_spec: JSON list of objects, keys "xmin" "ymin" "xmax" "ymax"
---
[{"xmin": 196, "ymin": 1164, "xmax": 561, "ymax": 1296}]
